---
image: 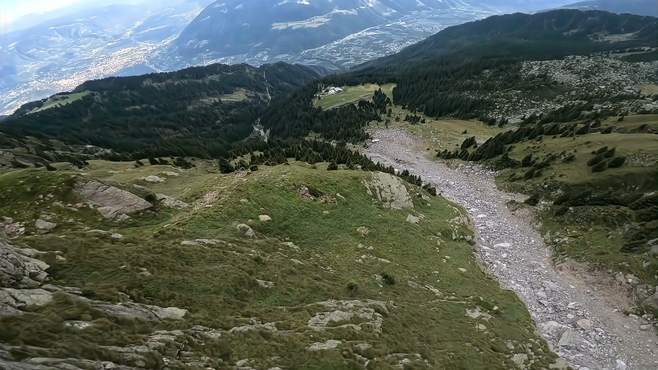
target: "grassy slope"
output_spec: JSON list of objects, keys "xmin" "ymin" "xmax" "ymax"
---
[
  {"xmin": 0, "ymin": 161, "xmax": 556, "ymax": 369},
  {"xmin": 315, "ymin": 84, "xmax": 396, "ymax": 110},
  {"xmin": 382, "ymin": 103, "xmax": 657, "ymax": 304},
  {"xmin": 496, "ymin": 119, "xmax": 658, "ymax": 286},
  {"xmin": 29, "ymin": 91, "xmax": 90, "ymax": 114}
]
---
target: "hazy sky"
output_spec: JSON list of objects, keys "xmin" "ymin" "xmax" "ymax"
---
[
  {"xmin": 0, "ymin": 0, "xmax": 82, "ymax": 23},
  {"xmin": 0, "ymin": 0, "xmax": 157, "ymax": 33}
]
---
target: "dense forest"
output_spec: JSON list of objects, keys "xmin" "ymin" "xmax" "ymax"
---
[{"xmin": 2, "ymin": 63, "xmax": 319, "ymax": 158}]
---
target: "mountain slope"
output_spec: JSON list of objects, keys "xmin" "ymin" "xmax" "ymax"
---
[
  {"xmin": 358, "ymin": 9, "xmax": 658, "ymax": 71},
  {"xmin": 563, "ymin": 0, "xmax": 658, "ymax": 17},
  {"xmin": 0, "ymin": 0, "xmax": 212, "ymax": 116},
  {"xmin": 0, "ymin": 159, "xmax": 562, "ymax": 369},
  {"xmin": 159, "ymin": 0, "xmax": 502, "ymax": 70},
  {"xmin": 1, "ymin": 63, "xmax": 319, "ymax": 158}
]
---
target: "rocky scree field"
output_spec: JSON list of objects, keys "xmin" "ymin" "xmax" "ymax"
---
[{"xmin": 0, "ymin": 160, "xmax": 560, "ymax": 369}]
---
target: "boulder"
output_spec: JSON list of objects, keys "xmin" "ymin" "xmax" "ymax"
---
[
  {"xmin": 0, "ymin": 288, "xmax": 54, "ymax": 312},
  {"xmin": 143, "ymin": 175, "xmax": 165, "ymax": 183},
  {"xmin": 34, "ymin": 219, "xmax": 56, "ymax": 233},
  {"xmin": 0, "ymin": 239, "xmax": 49, "ymax": 288},
  {"xmin": 307, "ymin": 340, "xmax": 341, "ymax": 351},
  {"xmin": 365, "ymin": 172, "xmax": 413, "ymax": 210},
  {"xmin": 258, "ymin": 215, "xmax": 272, "ymax": 222},
  {"xmin": 237, "ymin": 224, "xmax": 255, "ymax": 238},
  {"xmin": 406, "ymin": 214, "xmax": 420, "ymax": 224},
  {"xmin": 576, "ymin": 319, "xmax": 593, "ymax": 330},
  {"xmin": 74, "ymin": 180, "xmax": 152, "ymax": 220}
]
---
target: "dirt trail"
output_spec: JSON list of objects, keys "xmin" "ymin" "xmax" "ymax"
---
[{"xmin": 365, "ymin": 129, "xmax": 658, "ymax": 370}]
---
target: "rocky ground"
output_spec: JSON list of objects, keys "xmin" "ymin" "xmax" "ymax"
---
[
  {"xmin": 474, "ymin": 55, "xmax": 658, "ymax": 122},
  {"xmin": 364, "ymin": 128, "xmax": 658, "ymax": 370}
]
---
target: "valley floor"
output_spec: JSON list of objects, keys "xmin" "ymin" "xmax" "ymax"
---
[{"xmin": 364, "ymin": 128, "xmax": 658, "ymax": 370}]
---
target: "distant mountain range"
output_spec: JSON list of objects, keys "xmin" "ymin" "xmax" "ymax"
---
[
  {"xmin": 0, "ymin": 0, "xmax": 213, "ymax": 116},
  {"xmin": 1, "ymin": 0, "xmax": 656, "ymax": 116}
]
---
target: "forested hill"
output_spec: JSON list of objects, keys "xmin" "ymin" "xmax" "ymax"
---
[
  {"xmin": 1, "ymin": 62, "xmax": 319, "ymax": 158},
  {"xmin": 356, "ymin": 9, "xmax": 658, "ymax": 73}
]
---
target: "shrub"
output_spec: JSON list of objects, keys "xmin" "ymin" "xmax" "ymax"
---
[
  {"xmin": 553, "ymin": 206, "xmax": 569, "ymax": 216},
  {"xmin": 603, "ymin": 148, "xmax": 616, "ymax": 158},
  {"xmin": 381, "ymin": 272, "xmax": 396, "ymax": 286},
  {"xmin": 608, "ymin": 156, "xmax": 626, "ymax": 168},
  {"xmin": 524, "ymin": 194, "xmax": 540, "ymax": 206},
  {"xmin": 218, "ymin": 158, "xmax": 235, "ymax": 173},
  {"xmin": 327, "ymin": 162, "xmax": 338, "ymax": 171}
]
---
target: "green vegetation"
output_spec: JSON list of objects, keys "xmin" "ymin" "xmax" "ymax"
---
[
  {"xmin": 1, "ymin": 63, "xmax": 319, "ymax": 158},
  {"xmin": 314, "ymin": 84, "xmax": 395, "ymax": 110},
  {"xmin": 0, "ymin": 161, "xmax": 557, "ymax": 368},
  {"xmin": 440, "ymin": 114, "xmax": 658, "ymax": 293},
  {"xmin": 28, "ymin": 91, "xmax": 90, "ymax": 114}
]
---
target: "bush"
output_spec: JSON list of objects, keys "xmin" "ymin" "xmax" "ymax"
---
[
  {"xmin": 381, "ymin": 272, "xmax": 396, "ymax": 286},
  {"xmin": 524, "ymin": 194, "xmax": 540, "ymax": 206},
  {"xmin": 608, "ymin": 156, "xmax": 626, "ymax": 168},
  {"xmin": 218, "ymin": 158, "xmax": 235, "ymax": 173},
  {"xmin": 327, "ymin": 162, "xmax": 338, "ymax": 171},
  {"xmin": 603, "ymin": 148, "xmax": 616, "ymax": 158}
]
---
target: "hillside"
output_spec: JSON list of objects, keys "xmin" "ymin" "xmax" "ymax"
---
[
  {"xmin": 0, "ymin": 161, "xmax": 559, "ymax": 369},
  {"xmin": 563, "ymin": 0, "xmax": 658, "ymax": 17},
  {"xmin": 357, "ymin": 9, "xmax": 658, "ymax": 71},
  {"xmin": 0, "ymin": 63, "xmax": 319, "ymax": 159}
]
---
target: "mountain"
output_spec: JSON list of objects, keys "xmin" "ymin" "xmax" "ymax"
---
[
  {"xmin": 0, "ymin": 0, "xmax": 213, "ymax": 116},
  {"xmin": 1, "ymin": 62, "xmax": 319, "ymax": 158},
  {"xmin": 563, "ymin": 0, "xmax": 658, "ymax": 17},
  {"xmin": 358, "ymin": 9, "xmax": 658, "ymax": 71},
  {"xmin": 159, "ymin": 0, "xmax": 574, "ymax": 71}
]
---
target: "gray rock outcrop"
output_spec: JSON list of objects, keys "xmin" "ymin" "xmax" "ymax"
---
[
  {"xmin": 74, "ymin": 180, "xmax": 152, "ymax": 220},
  {"xmin": 365, "ymin": 172, "xmax": 413, "ymax": 210}
]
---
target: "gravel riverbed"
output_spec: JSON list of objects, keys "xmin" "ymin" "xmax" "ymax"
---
[{"xmin": 364, "ymin": 128, "xmax": 658, "ymax": 370}]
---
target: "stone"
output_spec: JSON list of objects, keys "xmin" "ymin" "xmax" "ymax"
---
[
  {"xmin": 576, "ymin": 319, "xmax": 593, "ymax": 330},
  {"xmin": 237, "ymin": 224, "xmax": 255, "ymax": 238},
  {"xmin": 307, "ymin": 339, "xmax": 341, "ymax": 351},
  {"xmin": 511, "ymin": 353, "xmax": 528, "ymax": 368},
  {"xmin": 258, "ymin": 215, "xmax": 272, "ymax": 222},
  {"xmin": 34, "ymin": 219, "xmax": 56, "ymax": 232},
  {"xmin": 143, "ymin": 175, "xmax": 165, "ymax": 183},
  {"xmin": 540, "ymin": 321, "xmax": 566, "ymax": 337},
  {"xmin": 406, "ymin": 214, "xmax": 420, "ymax": 224},
  {"xmin": 154, "ymin": 306, "xmax": 188, "ymax": 320},
  {"xmin": 365, "ymin": 172, "xmax": 413, "ymax": 210},
  {"xmin": 75, "ymin": 180, "xmax": 152, "ymax": 220},
  {"xmin": 256, "ymin": 279, "xmax": 274, "ymax": 288},
  {"xmin": 181, "ymin": 241, "xmax": 200, "ymax": 246},
  {"xmin": 0, "ymin": 238, "xmax": 50, "ymax": 289},
  {"xmin": 156, "ymin": 194, "xmax": 189, "ymax": 209},
  {"xmin": 558, "ymin": 328, "xmax": 581, "ymax": 348},
  {"xmin": 356, "ymin": 226, "xmax": 370, "ymax": 237},
  {"xmin": 0, "ymin": 288, "xmax": 54, "ymax": 311},
  {"xmin": 110, "ymin": 233, "xmax": 123, "ymax": 240}
]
